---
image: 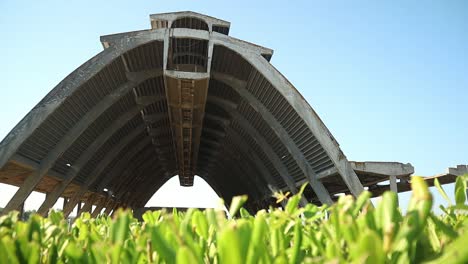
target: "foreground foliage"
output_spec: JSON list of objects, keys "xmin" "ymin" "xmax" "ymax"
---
[{"xmin": 0, "ymin": 176, "xmax": 467, "ymax": 264}]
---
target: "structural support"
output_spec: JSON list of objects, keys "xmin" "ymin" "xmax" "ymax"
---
[
  {"xmin": 76, "ymin": 202, "xmax": 82, "ymax": 216},
  {"xmin": 207, "ymin": 96, "xmax": 315, "ymax": 204},
  {"xmin": 62, "ymin": 198, "xmax": 68, "ymax": 211},
  {"xmin": 37, "ymin": 111, "xmax": 146, "ymax": 216},
  {"xmin": 1, "ymin": 70, "xmax": 163, "ymax": 215},
  {"xmin": 0, "ymin": 13, "xmax": 381, "ymax": 215},
  {"xmin": 77, "ymin": 195, "xmax": 98, "ymax": 217},
  {"xmin": 125, "ymin": 171, "xmax": 170, "ymax": 207},
  {"xmin": 211, "ymin": 73, "xmax": 333, "ymax": 204},
  {"xmin": 62, "ymin": 136, "xmax": 152, "ymax": 217},
  {"xmin": 0, "ymin": 47, "xmax": 118, "ymax": 170},
  {"xmin": 389, "ymin": 175, "xmax": 398, "ymax": 193},
  {"xmin": 110, "ymin": 149, "xmax": 163, "ymax": 198},
  {"xmin": 59, "ymin": 97, "xmax": 166, "ymax": 217},
  {"xmin": 103, "ymin": 202, "xmax": 114, "ymax": 216},
  {"xmin": 18, "ymin": 202, "xmax": 24, "ymax": 220},
  {"xmin": 95, "ymin": 98, "xmax": 167, "ymax": 191},
  {"xmin": 204, "ymin": 149, "xmax": 264, "ymax": 201},
  {"xmin": 91, "ymin": 201, "xmax": 106, "ymax": 218},
  {"xmin": 97, "ymin": 141, "xmax": 158, "ymax": 192},
  {"xmin": 203, "ymin": 112, "xmax": 282, "ymax": 198},
  {"xmin": 244, "ymin": 54, "xmax": 365, "ymax": 197},
  {"xmin": 389, "ymin": 175, "xmax": 399, "ymax": 206}
]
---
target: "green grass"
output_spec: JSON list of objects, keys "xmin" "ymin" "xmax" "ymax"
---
[{"xmin": 0, "ymin": 175, "xmax": 467, "ymax": 264}]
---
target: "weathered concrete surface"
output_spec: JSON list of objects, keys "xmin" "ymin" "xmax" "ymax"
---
[
  {"xmin": 350, "ymin": 162, "xmax": 414, "ymax": 178},
  {"xmin": 1, "ymin": 11, "xmax": 454, "ymax": 216},
  {"xmin": 368, "ymin": 165, "xmax": 467, "ymax": 197}
]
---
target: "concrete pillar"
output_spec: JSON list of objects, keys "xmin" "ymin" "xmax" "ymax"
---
[
  {"xmin": 91, "ymin": 203, "xmax": 105, "ymax": 218},
  {"xmin": 103, "ymin": 202, "xmax": 114, "ymax": 215},
  {"xmin": 19, "ymin": 202, "xmax": 25, "ymax": 220},
  {"xmin": 76, "ymin": 202, "xmax": 82, "ymax": 216},
  {"xmin": 389, "ymin": 175, "xmax": 399, "ymax": 206},
  {"xmin": 389, "ymin": 175, "xmax": 398, "ymax": 193},
  {"xmin": 62, "ymin": 198, "xmax": 68, "ymax": 211}
]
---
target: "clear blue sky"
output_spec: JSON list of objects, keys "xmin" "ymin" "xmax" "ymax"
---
[{"xmin": 0, "ymin": 1, "xmax": 466, "ymax": 211}]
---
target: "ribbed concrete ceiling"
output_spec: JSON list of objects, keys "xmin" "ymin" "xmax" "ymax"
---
[{"xmin": 0, "ymin": 11, "xmax": 413, "ymax": 216}]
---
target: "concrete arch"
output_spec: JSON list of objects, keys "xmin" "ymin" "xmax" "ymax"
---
[
  {"xmin": 205, "ymin": 96, "xmax": 311, "ymax": 203},
  {"xmin": 62, "ymin": 136, "xmax": 152, "ymax": 217},
  {"xmin": 171, "ymin": 16, "xmax": 209, "ymax": 31},
  {"xmin": 200, "ymin": 106, "xmax": 295, "ymax": 200},
  {"xmin": 0, "ymin": 12, "xmax": 386, "ymax": 216},
  {"xmin": 208, "ymin": 74, "xmax": 333, "ymax": 204}
]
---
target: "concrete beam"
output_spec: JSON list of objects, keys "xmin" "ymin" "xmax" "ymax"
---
[
  {"xmin": 208, "ymin": 97, "xmax": 308, "ymax": 205},
  {"xmin": 350, "ymin": 162, "xmax": 414, "ymax": 178},
  {"xmin": 0, "ymin": 36, "xmax": 164, "ymax": 171},
  {"xmin": 76, "ymin": 202, "xmax": 82, "ymax": 216},
  {"xmin": 2, "ymin": 26, "xmax": 273, "ymax": 174},
  {"xmin": 143, "ymin": 113, "xmax": 167, "ymax": 123},
  {"xmin": 2, "ymin": 70, "xmax": 162, "ymax": 215},
  {"xmin": 110, "ymin": 148, "xmax": 162, "ymax": 197},
  {"xmin": 448, "ymin": 165, "xmax": 468, "ymax": 176},
  {"xmin": 204, "ymin": 111, "xmax": 281, "ymax": 194},
  {"xmin": 100, "ymin": 28, "xmax": 271, "ymax": 61},
  {"xmin": 149, "ymin": 11, "xmax": 230, "ymax": 31},
  {"xmin": 62, "ymin": 136, "xmax": 152, "ymax": 217},
  {"xmin": 135, "ymin": 95, "xmax": 166, "ymax": 105},
  {"xmin": 77, "ymin": 195, "xmax": 98, "ymax": 217},
  {"xmin": 126, "ymin": 170, "xmax": 171, "ymax": 207},
  {"xmin": 97, "ymin": 138, "xmax": 156, "ymax": 192},
  {"xmin": 48, "ymin": 125, "xmax": 143, "ymax": 216},
  {"xmin": 103, "ymin": 202, "xmax": 114, "ymax": 216},
  {"xmin": 241, "ymin": 53, "xmax": 364, "ymax": 197},
  {"xmin": 217, "ymin": 157, "xmax": 262, "ymax": 200},
  {"xmin": 91, "ymin": 202, "xmax": 106, "ymax": 218},
  {"xmin": 211, "ymin": 73, "xmax": 332, "ymax": 204},
  {"xmin": 203, "ymin": 127, "xmax": 226, "ymax": 138},
  {"xmin": 36, "ymin": 110, "xmax": 146, "ymax": 216},
  {"xmin": 0, "ymin": 47, "xmax": 120, "ymax": 170},
  {"xmin": 389, "ymin": 175, "xmax": 398, "ymax": 193},
  {"xmin": 1, "ymin": 28, "xmax": 271, "ymax": 209}
]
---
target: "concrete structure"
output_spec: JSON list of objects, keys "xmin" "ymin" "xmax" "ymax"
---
[{"xmin": 0, "ymin": 12, "xmax": 465, "ymax": 216}]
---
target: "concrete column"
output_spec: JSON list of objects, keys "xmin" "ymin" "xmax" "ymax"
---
[
  {"xmin": 62, "ymin": 198, "xmax": 68, "ymax": 211},
  {"xmin": 103, "ymin": 202, "xmax": 114, "ymax": 215},
  {"xmin": 19, "ymin": 202, "xmax": 25, "ymax": 220},
  {"xmin": 389, "ymin": 175, "xmax": 399, "ymax": 206},
  {"xmin": 389, "ymin": 175, "xmax": 398, "ymax": 193},
  {"xmin": 77, "ymin": 196, "xmax": 97, "ymax": 217},
  {"xmin": 76, "ymin": 202, "xmax": 82, "ymax": 216},
  {"xmin": 91, "ymin": 203, "xmax": 105, "ymax": 218}
]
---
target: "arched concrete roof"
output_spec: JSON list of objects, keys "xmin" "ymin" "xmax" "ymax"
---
[{"xmin": 1, "ymin": 11, "xmax": 415, "ymax": 216}]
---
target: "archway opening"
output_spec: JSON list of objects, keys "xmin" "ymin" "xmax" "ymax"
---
[{"xmin": 144, "ymin": 175, "xmax": 223, "ymax": 210}]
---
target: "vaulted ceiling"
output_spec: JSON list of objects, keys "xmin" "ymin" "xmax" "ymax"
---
[{"xmin": 1, "ymin": 12, "xmax": 410, "ymax": 216}]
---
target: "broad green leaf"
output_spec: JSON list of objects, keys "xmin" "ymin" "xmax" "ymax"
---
[
  {"xmin": 218, "ymin": 223, "xmax": 243, "ymax": 264},
  {"xmin": 434, "ymin": 178, "xmax": 452, "ymax": 205},
  {"xmin": 454, "ymin": 176, "xmax": 467, "ymax": 205},
  {"xmin": 285, "ymin": 194, "xmax": 301, "ymax": 215},
  {"xmin": 350, "ymin": 230, "xmax": 385, "ymax": 264},
  {"xmin": 290, "ymin": 220, "xmax": 303, "ymax": 264},
  {"xmin": 192, "ymin": 210, "xmax": 209, "ymax": 240},
  {"xmin": 229, "ymin": 195, "xmax": 248, "ymax": 218},
  {"xmin": 151, "ymin": 226, "xmax": 176, "ymax": 263},
  {"xmin": 425, "ymin": 228, "xmax": 468, "ymax": 264},
  {"xmin": 246, "ymin": 213, "xmax": 267, "ymax": 264},
  {"xmin": 176, "ymin": 246, "xmax": 196, "ymax": 264}
]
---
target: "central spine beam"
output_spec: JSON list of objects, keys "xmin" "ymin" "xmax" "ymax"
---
[
  {"xmin": 165, "ymin": 76, "xmax": 209, "ymax": 186},
  {"xmin": 164, "ymin": 32, "xmax": 211, "ymax": 186}
]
